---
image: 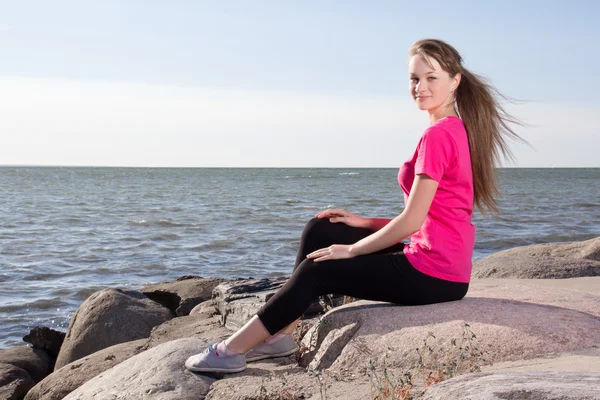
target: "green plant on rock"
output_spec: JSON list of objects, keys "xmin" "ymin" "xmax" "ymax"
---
[
  {"xmin": 368, "ymin": 323, "xmax": 486, "ymax": 399},
  {"xmin": 367, "ymin": 352, "xmax": 413, "ymax": 400},
  {"xmin": 307, "ymin": 366, "xmax": 329, "ymax": 400}
]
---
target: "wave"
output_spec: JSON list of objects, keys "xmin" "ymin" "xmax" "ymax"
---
[
  {"xmin": 128, "ymin": 219, "xmax": 189, "ymax": 227},
  {"xmin": 571, "ymin": 202, "xmax": 600, "ymax": 209},
  {"xmin": 185, "ymin": 240, "xmax": 231, "ymax": 251},
  {"xmin": 0, "ymin": 297, "xmax": 69, "ymax": 313}
]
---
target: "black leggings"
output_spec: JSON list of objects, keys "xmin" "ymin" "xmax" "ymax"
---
[{"xmin": 256, "ymin": 217, "xmax": 469, "ymax": 335}]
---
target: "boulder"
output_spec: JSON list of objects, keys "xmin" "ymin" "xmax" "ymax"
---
[
  {"xmin": 146, "ymin": 314, "xmax": 232, "ymax": 348},
  {"xmin": 298, "ymin": 293, "xmax": 600, "ymax": 377},
  {"xmin": 22, "ymin": 327, "xmax": 65, "ymax": 359},
  {"xmin": 141, "ymin": 276, "xmax": 225, "ymax": 316},
  {"xmin": 0, "ymin": 363, "xmax": 35, "ymax": 400},
  {"xmin": 0, "ymin": 346, "xmax": 53, "ymax": 383},
  {"xmin": 468, "ymin": 277, "xmax": 600, "ymax": 317},
  {"xmin": 189, "ymin": 300, "xmax": 218, "ymax": 318},
  {"xmin": 419, "ymin": 371, "xmax": 600, "ymax": 399},
  {"xmin": 63, "ymin": 338, "xmax": 215, "ymax": 400},
  {"xmin": 27, "ymin": 311, "xmax": 229, "ymax": 399},
  {"xmin": 24, "ymin": 339, "xmax": 149, "ymax": 400},
  {"xmin": 54, "ymin": 288, "xmax": 174, "ymax": 370},
  {"xmin": 213, "ymin": 277, "xmax": 344, "ymax": 331},
  {"xmin": 473, "ymin": 236, "xmax": 600, "ymax": 278},
  {"xmin": 482, "ymin": 347, "xmax": 600, "ymax": 374}
]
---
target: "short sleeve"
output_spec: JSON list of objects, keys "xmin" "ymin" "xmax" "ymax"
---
[{"xmin": 414, "ymin": 126, "xmax": 456, "ymax": 182}]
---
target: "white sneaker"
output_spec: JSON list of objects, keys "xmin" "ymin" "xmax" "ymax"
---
[
  {"xmin": 185, "ymin": 343, "xmax": 247, "ymax": 373},
  {"xmin": 245, "ymin": 335, "xmax": 298, "ymax": 363}
]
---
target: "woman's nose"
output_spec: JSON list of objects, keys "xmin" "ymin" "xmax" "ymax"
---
[{"xmin": 416, "ymin": 81, "xmax": 427, "ymax": 93}]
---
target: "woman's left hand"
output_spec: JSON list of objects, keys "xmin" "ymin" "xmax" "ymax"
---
[{"xmin": 306, "ymin": 244, "xmax": 354, "ymax": 262}]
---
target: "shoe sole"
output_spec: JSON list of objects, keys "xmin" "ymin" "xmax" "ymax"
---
[
  {"xmin": 186, "ymin": 364, "xmax": 247, "ymax": 373},
  {"xmin": 246, "ymin": 348, "xmax": 298, "ymax": 363}
]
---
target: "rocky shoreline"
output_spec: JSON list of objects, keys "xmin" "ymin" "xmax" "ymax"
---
[{"xmin": 1, "ymin": 237, "xmax": 599, "ymax": 399}]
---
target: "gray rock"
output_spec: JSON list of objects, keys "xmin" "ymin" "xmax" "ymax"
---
[
  {"xmin": 419, "ymin": 371, "xmax": 600, "ymax": 399},
  {"xmin": 307, "ymin": 322, "xmax": 360, "ymax": 371},
  {"xmin": 0, "ymin": 363, "xmax": 35, "ymax": 400},
  {"xmin": 146, "ymin": 314, "xmax": 232, "ymax": 348},
  {"xmin": 63, "ymin": 338, "xmax": 215, "ymax": 400},
  {"xmin": 141, "ymin": 276, "xmax": 225, "ymax": 316},
  {"xmin": 189, "ymin": 300, "xmax": 218, "ymax": 318},
  {"xmin": 213, "ymin": 277, "xmax": 344, "ymax": 331},
  {"xmin": 54, "ymin": 288, "xmax": 174, "ymax": 370},
  {"xmin": 473, "ymin": 236, "xmax": 600, "ymax": 278},
  {"xmin": 24, "ymin": 339, "xmax": 149, "ymax": 400},
  {"xmin": 299, "ymin": 293, "xmax": 600, "ymax": 376},
  {"xmin": 0, "ymin": 346, "xmax": 53, "ymax": 383},
  {"xmin": 23, "ymin": 327, "xmax": 65, "ymax": 359}
]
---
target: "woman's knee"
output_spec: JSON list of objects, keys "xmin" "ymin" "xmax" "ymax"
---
[
  {"xmin": 293, "ymin": 258, "xmax": 321, "ymax": 281},
  {"xmin": 301, "ymin": 217, "xmax": 332, "ymax": 241}
]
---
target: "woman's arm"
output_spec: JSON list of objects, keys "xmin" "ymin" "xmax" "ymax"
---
[
  {"xmin": 350, "ymin": 174, "xmax": 439, "ymax": 256},
  {"xmin": 363, "ymin": 218, "xmax": 393, "ymax": 231}
]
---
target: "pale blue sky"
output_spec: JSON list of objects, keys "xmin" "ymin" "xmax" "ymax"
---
[{"xmin": 1, "ymin": 1, "xmax": 598, "ymax": 167}]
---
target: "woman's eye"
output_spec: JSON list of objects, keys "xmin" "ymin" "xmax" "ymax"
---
[
  {"xmin": 427, "ymin": 77, "xmax": 436, "ymax": 81},
  {"xmin": 410, "ymin": 78, "xmax": 418, "ymax": 82}
]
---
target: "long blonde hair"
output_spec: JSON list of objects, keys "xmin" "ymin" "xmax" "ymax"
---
[{"xmin": 409, "ymin": 39, "xmax": 526, "ymax": 215}]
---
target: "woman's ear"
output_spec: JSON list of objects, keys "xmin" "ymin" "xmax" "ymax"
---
[{"xmin": 452, "ymin": 73, "xmax": 462, "ymax": 91}]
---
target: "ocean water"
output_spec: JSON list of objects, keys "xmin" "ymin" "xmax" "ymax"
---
[{"xmin": 1, "ymin": 167, "xmax": 598, "ymax": 348}]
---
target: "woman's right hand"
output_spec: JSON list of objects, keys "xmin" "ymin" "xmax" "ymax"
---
[{"xmin": 315, "ymin": 209, "xmax": 368, "ymax": 229}]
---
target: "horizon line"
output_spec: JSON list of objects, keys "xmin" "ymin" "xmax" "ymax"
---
[{"xmin": 1, "ymin": 164, "xmax": 598, "ymax": 169}]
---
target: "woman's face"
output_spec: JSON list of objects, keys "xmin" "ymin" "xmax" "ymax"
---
[{"xmin": 408, "ymin": 55, "xmax": 459, "ymax": 113}]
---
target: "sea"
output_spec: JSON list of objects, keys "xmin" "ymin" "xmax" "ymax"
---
[{"xmin": 1, "ymin": 167, "xmax": 599, "ymax": 349}]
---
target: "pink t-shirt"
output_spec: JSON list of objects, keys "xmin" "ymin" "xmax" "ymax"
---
[{"xmin": 397, "ymin": 116, "xmax": 476, "ymax": 283}]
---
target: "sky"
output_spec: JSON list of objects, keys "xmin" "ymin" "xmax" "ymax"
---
[{"xmin": 1, "ymin": 0, "xmax": 599, "ymax": 168}]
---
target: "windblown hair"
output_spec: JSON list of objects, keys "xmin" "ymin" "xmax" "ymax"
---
[{"xmin": 409, "ymin": 39, "xmax": 525, "ymax": 215}]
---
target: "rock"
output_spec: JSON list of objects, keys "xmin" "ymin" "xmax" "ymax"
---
[
  {"xmin": 141, "ymin": 276, "xmax": 225, "ymax": 316},
  {"xmin": 307, "ymin": 322, "xmax": 360, "ymax": 371},
  {"xmin": 24, "ymin": 339, "xmax": 149, "ymax": 400},
  {"xmin": 473, "ymin": 236, "xmax": 600, "ymax": 278},
  {"xmin": 0, "ymin": 346, "xmax": 53, "ymax": 383},
  {"xmin": 146, "ymin": 314, "xmax": 232, "ymax": 348},
  {"xmin": 22, "ymin": 327, "xmax": 65, "ymax": 359},
  {"xmin": 419, "ymin": 371, "xmax": 600, "ymax": 399},
  {"xmin": 213, "ymin": 277, "xmax": 344, "ymax": 331},
  {"xmin": 63, "ymin": 338, "xmax": 215, "ymax": 400},
  {"xmin": 0, "ymin": 363, "xmax": 36, "ymax": 400},
  {"xmin": 468, "ymin": 277, "xmax": 600, "ymax": 317},
  {"xmin": 298, "ymin": 291, "xmax": 600, "ymax": 376},
  {"xmin": 482, "ymin": 346, "xmax": 600, "ymax": 374},
  {"xmin": 27, "ymin": 310, "xmax": 229, "ymax": 399},
  {"xmin": 54, "ymin": 288, "xmax": 174, "ymax": 370},
  {"xmin": 189, "ymin": 300, "xmax": 218, "ymax": 318}
]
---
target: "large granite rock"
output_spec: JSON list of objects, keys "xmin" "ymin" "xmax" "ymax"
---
[
  {"xmin": 473, "ymin": 236, "xmax": 600, "ymax": 278},
  {"xmin": 467, "ymin": 277, "xmax": 600, "ymax": 317},
  {"xmin": 141, "ymin": 276, "xmax": 225, "ymax": 316},
  {"xmin": 419, "ymin": 371, "xmax": 600, "ymax": 399},
  {"xmin": 22, "ymin": 327, "xmax": 65, "ymax": 360},
  {"xmin": 63, "ymin": 338, "xmax": 215, "ymax": 400},
  {"xmin": 213, "ymin": 277, "xmax": 344, "ymax": 331},
  {"xmin": 208, "ymin": 279, "xmax": 600, "ymax": 400},
  {"xmin": 147, "ymin": 314, "xmax": 232, "ymax": 348},
  {"xmin": 26, "ymin": 311, "xmax": 229, "ymax": 399},
  {"xmin": 0, "ymin": 346, "xmax": 53, "ymax": 383},
  {"xmin": 24, "ymin": 339, "xmax": 149, "ymax": 400},
  {"xmin": 299, "ymin": 293, "xmax": 600, "ymax": 376},
  {"xmin": 54, "ymin": 288, "xmax": 174, "ymax": 370},
  {"xmin": 0, "ymin": 363, "xmax": 36, "ymax": 400}
]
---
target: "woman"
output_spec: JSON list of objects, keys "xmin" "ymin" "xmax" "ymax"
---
[{"xmin": 185, "ymin": 38, "xmax": 523, "ymax": 373}]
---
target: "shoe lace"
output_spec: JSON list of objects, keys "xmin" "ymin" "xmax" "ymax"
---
[{"xmin": 201, "ymin": 344, "xmax": 215, "ymax": 355}]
